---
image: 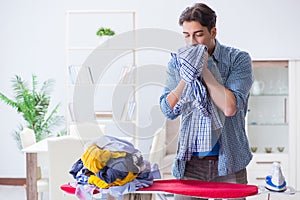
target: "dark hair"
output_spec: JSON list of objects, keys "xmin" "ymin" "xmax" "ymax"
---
[{"xmin": 179, "ymin": 3, "xmax": 217, "ymax": 32}]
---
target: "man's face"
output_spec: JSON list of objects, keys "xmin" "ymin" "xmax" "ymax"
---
[{"xmin": 182, "ymin": 21, "xmax": 216, "ymax": 54}]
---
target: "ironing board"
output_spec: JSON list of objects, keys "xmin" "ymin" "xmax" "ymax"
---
[
  {"xmin": 138, "ymin": 179, "xmax": 258, "ymax": 198},
  {"xmin": 61, "ymin": 179, "xmax": 259, "ymax": 199}
]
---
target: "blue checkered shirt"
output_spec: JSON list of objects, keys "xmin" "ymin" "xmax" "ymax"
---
[
  {"xmin": 170, "ymin": 45, "xmax": 223, "ymax": 160},
  {"xmin": 160, "ymin": 39, "xmax": 254, "ymax": 178}
]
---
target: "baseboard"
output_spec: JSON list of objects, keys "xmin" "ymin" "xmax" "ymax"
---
[{"xmin": 0, "ymin": 178, "xmax": 26, "ymax": 186}]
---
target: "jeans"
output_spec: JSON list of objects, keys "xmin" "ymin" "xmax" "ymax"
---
[{"xmin": 174, "ymin": 156, "xmax": 248, "ymax": 200}]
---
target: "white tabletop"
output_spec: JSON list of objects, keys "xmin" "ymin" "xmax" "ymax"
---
[
  {"xmin": 21, "ymin": 138, "xmax": 49, "ymax": 153},
  {"xmin": 21, "ymin": 135, "xmax": 134, "ymax": 153},
  {"xmin": 21, "ymin": 135, "xmax": 81, "ymax": 153}
]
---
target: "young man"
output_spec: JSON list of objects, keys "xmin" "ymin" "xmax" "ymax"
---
[{"xmin": 159, "ymin": 3, "xmax": 254, "ymax": 200}]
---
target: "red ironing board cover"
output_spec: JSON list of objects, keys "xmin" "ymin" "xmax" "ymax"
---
[
  {"xmin": 60, "ymin": 184, "xmax": 77, "ymax": 194},
  {"xmin": 139, "ymin": 179, "xmax": 258, "ymax": 198},
  {"xmin": 61, "ymin": 179, "xmax": 258, "ymax": 199},
  {"xmin": 60, "ymin": 184, "xmax": 100, "ymax": 195}
]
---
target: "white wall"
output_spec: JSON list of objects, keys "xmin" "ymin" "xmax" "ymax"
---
[{"xmin": 0, "ymin": 0, "xmax": 300, "ymax": 178}]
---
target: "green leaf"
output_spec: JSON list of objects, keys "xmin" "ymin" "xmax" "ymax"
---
[
  {"xmin": 0, "ymin": 92, "xmax": 18, "ymax": 109},
  {"xmin": 96, "ymin": 27, "xmax": 115, "ymax": 37}
]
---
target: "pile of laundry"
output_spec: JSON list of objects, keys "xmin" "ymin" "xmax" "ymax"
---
[{"xmin": 68, "ymin": 135, "xmax": 160, "ymax": 200}]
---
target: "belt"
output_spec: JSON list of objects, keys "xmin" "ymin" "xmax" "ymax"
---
[{"xmin": 201, "ymin": 155, "xmax": 218, "ymax": 160}]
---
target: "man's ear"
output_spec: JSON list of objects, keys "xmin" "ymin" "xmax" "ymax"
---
[{"xmin": 211, "ymin": 27, "xmax": 217, "ymax": 38}]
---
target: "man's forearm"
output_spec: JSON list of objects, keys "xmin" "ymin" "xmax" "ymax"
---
[
  {"xmin": 202, "ymin": 66, "xmax": 237, "ymax": 116},
  {"xmin": 167, "ymin": 80, "xmax": 186, "ymax": 109}
]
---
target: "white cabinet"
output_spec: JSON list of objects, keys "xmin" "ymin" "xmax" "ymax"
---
[
  {"xmin": 246, "ymin": 60, "xmax": 299, "ymax": 190},
  {"xmin": 289, "ymin": 60, "xmax": 300, "ymax": 191},
  {"xmin": 247, "ymin": 61, "xmax": 289, "ymax": 154},
  {"xmin": 247, "ymin": 153, "xmax": 288, "ymax": 186}
]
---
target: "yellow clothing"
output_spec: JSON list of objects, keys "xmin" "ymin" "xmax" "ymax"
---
[
  {"xmin": 81, "ymin": 145, "xmax": 126, "ymax": 174},
  {"xmin": 88, "ymin": 172, "xmax": 137, "ymax": 189}
]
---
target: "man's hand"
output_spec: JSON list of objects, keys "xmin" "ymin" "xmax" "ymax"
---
[
  {"xmin": 179, "ymin": 62, "xmax": 200, "ymax": 83},
  {"xmin": 176, "ymin": 45, "xmax": 208, "ymax": 83}
]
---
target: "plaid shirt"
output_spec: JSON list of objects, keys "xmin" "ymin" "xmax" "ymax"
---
[
  {"xmin": 160, "ymin": 39, "xmax": 254, "ymax": 178},
  {"xmin": 170, "ymin": 45, "xmax": 223, "ymax": 160}
]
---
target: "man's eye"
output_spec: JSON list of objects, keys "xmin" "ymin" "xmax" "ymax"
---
[
  {"xmin": 184, "ymin": 34, "xmax": 189, "ymax": 38},
  {"xmin": 195, "ymin": 33, "xmax": 203, "ymax": 37}
]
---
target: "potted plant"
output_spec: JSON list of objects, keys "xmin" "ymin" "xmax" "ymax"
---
[
  {"xmin": 96, "ymin": 27, "xmax": 115, "ymax": 45},
  {"xmin": 96, "ymin": 27, "xmax": 115, "ymax": 37},
  {"xmin": 0, "ymin": 74, "xmax": 66, "ymax": 149}
]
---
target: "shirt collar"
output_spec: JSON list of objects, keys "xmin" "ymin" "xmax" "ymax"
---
[{"xmin": 211, "ymin": 39, "xmax": 221, "ymax": 63}]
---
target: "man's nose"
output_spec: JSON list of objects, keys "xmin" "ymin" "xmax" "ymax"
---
[{"xmin": 186, "ymin": 36, "xmax": 198, "ymax": 46}]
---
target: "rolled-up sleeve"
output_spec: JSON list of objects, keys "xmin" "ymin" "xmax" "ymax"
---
[
  {"xmin": 159, "ymin": 59, "xmax": 181, "ymax": 120},
  {"xmin": 225, "ymin": 51, "xmax": 254, "ymax": 113}
]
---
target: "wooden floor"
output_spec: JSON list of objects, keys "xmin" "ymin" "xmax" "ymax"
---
[
  {"xmin": 0, "ymin": 185, "xmax": 49, "ymax": 200},
  {"xmin": 0, "ymin": 185, "xmax": 26, "ymax": 200}
]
